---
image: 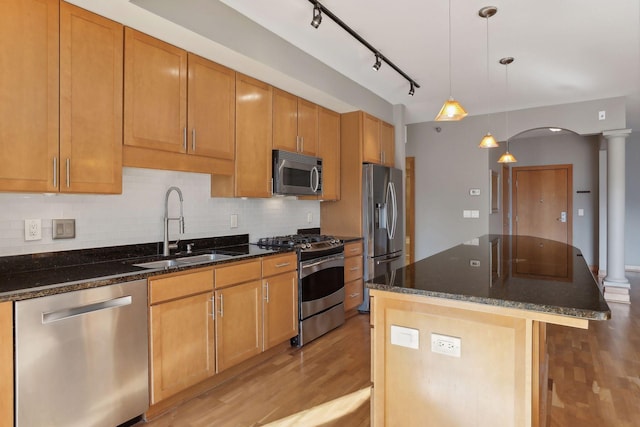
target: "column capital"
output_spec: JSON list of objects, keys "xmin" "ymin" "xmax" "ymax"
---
[{"xmin": 603, "ymin": 128, "xmax": 632, "ymax": 139}]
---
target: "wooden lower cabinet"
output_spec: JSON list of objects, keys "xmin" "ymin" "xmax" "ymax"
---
[
  {"xmin": 263, "ymin": 270, "xmax": 298, "ymax": 350},
  {"xmin": 148, "ymin": 269, "xmax": 215, "ymax": 404},
  {"xmin": 215, "ymin": 280, "xmax": 263, "ymax": 372},
  {"xmin": 0, "ymin": 302, "xmax": 13, "ymax": 427},
  {"xmin": 344, "ymin": 241, "xmax": 364, "ymax": 313},
  {"xmin": 344, "ymin": 278, "xmax": 364, "ymax": 312}
]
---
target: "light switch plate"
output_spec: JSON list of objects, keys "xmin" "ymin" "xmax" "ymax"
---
[
  {"xmin": 52, "ymin": 219, "xmax": 75, "ymax": 239},
  {"xmin": 469, "ymin": 188, "xmax": 480, "ymax": 196},
  {"xmin": 390, "ymin": 325, "xmax": 419, "ymax": 349},
  {"xmin": 230, "ymin": 214, "xmax": 238, "ymax": 229}
]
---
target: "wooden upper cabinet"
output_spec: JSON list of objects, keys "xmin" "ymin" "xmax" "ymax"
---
[
  {"xmin": 235, "ymin": 73, "xmax": 273, "ymax": 198},
  {"xmin": 187, "ymin": 53, "xmax": 235, "ymax": 160},
  {"xmin": 297, "ymin": 98, "xmax": 318, "ymax": 155},
  {"xmin": 272, "ymin": 88, "xmax": 318, "ymax": 155},
  {"xmin": 362, "ymin": 112, "xmax": 394, "ymax": 166},
  {"xmin": 318, "ymin": 107, "xmax": 340, "ymax": 201},
  {"xmin": 60, "ymin": 2, "xmax": 123, "ymax": 194},
  {"xmin": 124, "ymin": 28, "xmax": 187, "ymax": 153},
  {"xmin": 380, "ymin": 120, "xmax": 395, "ymax": 167},
  {"xmin": 0, "ymin": 0, "xmax": 59, "ymax": 192}
]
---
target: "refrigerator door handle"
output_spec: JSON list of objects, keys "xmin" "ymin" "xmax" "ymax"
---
[{"xmin": 386, "ymin": 182, "xmax": 398, "ymax": 239}]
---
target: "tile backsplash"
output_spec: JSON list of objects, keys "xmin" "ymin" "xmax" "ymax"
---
[{"xmin": 0, "ymin": 168, "xmax": 320, "ymax": 257}]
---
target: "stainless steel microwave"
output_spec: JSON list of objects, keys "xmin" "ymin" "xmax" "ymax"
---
[{"xmin": 272, "ymin": 150, "xmax": 322, "ymax": 196}]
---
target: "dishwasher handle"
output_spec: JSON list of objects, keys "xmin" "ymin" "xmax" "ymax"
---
[{"xmin": 42, "ymin": 295, "xmax": 132, "ymax": 324}]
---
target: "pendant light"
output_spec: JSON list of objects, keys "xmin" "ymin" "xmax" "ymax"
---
[
  {"xmin": 498, "ymin": 57, "xmax": 517, "ymax": 163},
  {"xmin": 435, "ymin": 0, "xmax": 467, "ymax": 121},
  {"xmin": 478, "ymin": 6, "xmax": 498, "ymax": 148}
]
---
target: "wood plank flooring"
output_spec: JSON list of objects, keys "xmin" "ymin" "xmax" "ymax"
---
[{"xmin": 139, "ymin": 272, "xmax": 640, "ymax": 426}]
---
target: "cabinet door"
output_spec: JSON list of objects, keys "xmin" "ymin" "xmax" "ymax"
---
[
  {"xmin": 362, "ymin": 112, "xmax": 381, "ymax": 163},
  {"xmin": 263, "ymin": 270, "xmax": 298, "ymax": 350},
  {"xmin": 0, "ymin": 0, "xmax": 58, "ymax": 192},
  {"xmin": 235, "ymin": 73, "xmax": 273, "ymax": 197},
  {"xmin": 215, "ymin": 280, "xmax": 263, "ymax": 372},
  {"xmin": 297, "ymin": 98, "xmax": 318, "ymax": 155},
  {"xmin": 0, "ymin": 302, "xmax": 13, "ymax": 427},
  {"xmin": 187, "ymin": 53, "xmax": 235, "ymax": 160},
  {"xmin": 318, "ymin": 107, "xmax": 340, "ymax": 200},
  {"xmin": 344, "ymin": 278, "xmax": 364, "ymax": 311},
  {"xmin": 380, "ymin": 121, "xmax": 395, "ymax": 167},
  {"xmin": 272, "ymin": 88, "xmax": 298, "ymax": 152},
  {"xmin": 149, "ymin": 291, "xmax": 215, "ymax": 404},
  {"xmin": 60, "ymin": 3, "xmax": 122, "ymax": 194},
  {"xmin": 124, "ymin": 28, "xmax": 187, "ymax": 153}
]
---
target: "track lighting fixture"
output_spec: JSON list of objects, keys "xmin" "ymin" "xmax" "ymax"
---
[
  {"xmin": 307, "ymin": 0, "xmax": 419, "ymax": 96},
  {"xmin": 310, "ymin": 4, "xmax": 322, "ymax": 28},
  {"xmin": 373, "ymin": 54, "xmax": 382, "ymax": 71}
]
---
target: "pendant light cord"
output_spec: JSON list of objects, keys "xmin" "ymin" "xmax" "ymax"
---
[
  {"xmin": 448, "ymin": 0, "xmax": 453, "ymax": 97},
  {"xmin": 505, "ymin": 62, "xmax": 510, "ymax": 151},
  {"xmin": 486, "ymin": 14, "xmax": 491, "ymax": 131}
]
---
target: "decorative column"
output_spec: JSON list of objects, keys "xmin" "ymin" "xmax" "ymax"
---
[{"xmin": 602, "ymin": 129, "xmax": 631, "ymax": 303}]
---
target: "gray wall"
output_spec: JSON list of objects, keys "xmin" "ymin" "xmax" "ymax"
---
[
  {"xmin": 626, "ymin": 134, "xmax": 640, "ymax": 268},
  {"xmin": 407, "ymin": 97, "xmax": 628, "ymax": 264}
]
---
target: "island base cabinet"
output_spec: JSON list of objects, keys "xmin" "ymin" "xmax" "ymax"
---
[
  {"xmin": 0, "ymin": 302, "xmax": 12, "ymax": 427},
  {"xmin": 371, "ymin": 290, "xmax": 548, "ymax": 427}
]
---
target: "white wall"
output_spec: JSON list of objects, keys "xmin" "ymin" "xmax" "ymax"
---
[
  {"xmin": 0, "ymin": 168, "xmax": 319, "ymax": 257},
  {"xmin": 626, "ymin": 133, "xmax": 640, "ymax": 268}
]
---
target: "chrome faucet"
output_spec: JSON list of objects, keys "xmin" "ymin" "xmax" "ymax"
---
[{"xmin": 163, "ymin": 186, "xmax": 185, "ymax": 256}]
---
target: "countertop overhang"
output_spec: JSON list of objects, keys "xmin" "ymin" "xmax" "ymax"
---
[{"xmin": 367, "ymin": 234, "xmax": 611, "ymax": 321}]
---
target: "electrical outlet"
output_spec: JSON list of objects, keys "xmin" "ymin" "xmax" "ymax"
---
[
  {"xmin": 469, "ymin": 260, "xmax": 481, "ymax": 267},
  {"xmin": 598, "ymin": 110, "xmax": 606, "ymax": 120},
  {"xmin": 431, "ymin": 333, "xmax": 461, "ymax": 357},
  {"xmin": 25, "ymin": 219, "xmax": 42, "ymax": 241}
]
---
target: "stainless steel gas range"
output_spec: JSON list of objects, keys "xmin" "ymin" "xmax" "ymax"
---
[{"xmin": 256, "ymin": 234, "xmax": 345, "ymax": 346}]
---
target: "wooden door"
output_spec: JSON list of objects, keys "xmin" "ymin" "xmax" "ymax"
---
[
  {"xmin": 318, "ymin": 107, "xmax": 340, "ymax": 200},
  {"xmin": 235, "ymin": 73, "xmax": 273, "ymax": 197},
  {"xmin": 215, "ymin": 280, "xmax": 263, "ymax": 372},
  {"xmin": 502, "ymin": 165, "xmax": 510, "ymax": 235},
  {"xmin": 263, "ymin": 271, "xmax": 298, "ymax": 350},
  {"xmin": 149, "ymin": 291, "xmax": 215, "ymax": 404},
  {"xmin": 124, "ymin": 28, "xmax": 187, "ymax": 153},
  {"xmin": 362, "ymin": 113, "xmax": 381, "ymax": 163},
  {"xmin": 513, "ymin": 164, "xmax": 572, "ymax": 245},
  {"xmin": 297, "ymin": 98, "xmax": 318, "ymax": 155},
  {"xmin": 405, "ymin": 157, "xmax": 415, "ymax": 265},
  {"xmin": 0, "ymin": 0, "xmax": 58, "ymax": 192},
  {"xmin": 380, "ymin": 121, "xmax": 395, "ymax": 167},
  {"xmin": 187, "ymin": 53, "xmax": 235, "ymax": 159},
  {"xmin": 60, "ymin": 3, "xmax": 122, "ymax": 194},
  {"xmin": 272, "ymin": 88, "xmax": 298, "ymax": 152}
]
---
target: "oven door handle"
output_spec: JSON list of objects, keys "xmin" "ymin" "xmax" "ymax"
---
[{"xmin": 300, "ymin": 255, "xmax": 344, "ymax": 279}]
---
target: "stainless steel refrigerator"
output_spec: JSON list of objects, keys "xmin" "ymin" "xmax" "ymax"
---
[{"xmin": 358, "ymin": 164, "xmax": 404, "ymax": 312}]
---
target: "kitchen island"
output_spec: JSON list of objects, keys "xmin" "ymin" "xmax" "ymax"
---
[{"xmin": 367, "ymin": 235, "xmax": 610, "ymax": 427}]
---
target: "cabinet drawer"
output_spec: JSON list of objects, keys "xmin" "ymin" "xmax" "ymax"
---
[
  {"xmin": 215, "ymin": 259, "xmax": 261, "ymax": 289},
  {"xmin": 149, "ymin": 268, "xmax": 213, "ymax": 305},
  {"xmin": 344, "ymin": 278, "xmax": 363, "ymax": 311},
  {"xmin": 344, "ymin": 241, "xmax": 363, "ymax": 257},
  {"xmin": 344, "ymin": 255, "xmax": 363, "ymax": 283},
  {"xmin": 262, "ymin": 252, "xmax": 297, "ymax": 277}
]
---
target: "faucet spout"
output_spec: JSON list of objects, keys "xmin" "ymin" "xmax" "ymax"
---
[{"xmin": 163, "ymin": 186, "xmax": 185, "ymax": 256}]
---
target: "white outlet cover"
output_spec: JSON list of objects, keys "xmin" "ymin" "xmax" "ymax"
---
[
  {"xmin": 431, "ymin": 333, "xmax": 461, "ymax": 357},
  {"xmin": 25, "ymin": 219, "xmax": 42, "ymax": 241}
]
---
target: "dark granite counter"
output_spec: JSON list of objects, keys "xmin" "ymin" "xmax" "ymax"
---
[
  {"xmin": 367, "ymin": 234, "xmax": 610, "ymax": 321},
  {"xmin": 0, "ymin": 234, "xmax": 287, "ymax": 302}
]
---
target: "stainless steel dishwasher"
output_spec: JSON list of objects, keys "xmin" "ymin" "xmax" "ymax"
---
[{"xmin": 15, "ymin": 279, "xmax": 149, "ymax": 427}]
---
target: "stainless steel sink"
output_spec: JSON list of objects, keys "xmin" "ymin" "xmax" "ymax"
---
[{"xmin": 133, "ymin": 253, "xmax": 233, "ymax": 270}]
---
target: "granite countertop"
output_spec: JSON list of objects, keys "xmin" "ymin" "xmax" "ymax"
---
[
  {"xmin": 0, "ymin": 234, "xmax": 288, "ymax": 302},
  {"xmin": 367, "ymin": 234, "xmax": 611, "ymax": 321}
]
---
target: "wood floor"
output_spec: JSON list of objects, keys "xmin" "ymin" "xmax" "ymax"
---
[{"xmin": 139, "ymin": 273, "xmax": 640, "ymax": 427}]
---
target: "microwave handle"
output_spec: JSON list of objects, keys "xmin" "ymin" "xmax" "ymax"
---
[{"xmin": 310, "ymin": 166, "xmax": 320, "ymax": 193}]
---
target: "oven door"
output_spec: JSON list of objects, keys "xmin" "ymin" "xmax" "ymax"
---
[{"xmin": 299, "ymin": 253, "xmax": 344, "ymax": 320}]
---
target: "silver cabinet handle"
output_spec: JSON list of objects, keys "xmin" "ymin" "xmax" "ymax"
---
[
  {"xmin": 210, "ymin": 296, "xmax": 215, "ymax": 320},
  {"xmin": 300, "ymin": 136, "xmax": 304, "ymax": 153},
  {"xmin": 296, "ymin": 136, "xmax": 300, "ymax": 152},
  {"xmin": 183, "ymin": 127, "xmax": 187, "ymax": 151},
  {"xmin": 219, "ymin": 294, "xmax": 224, "ymax": 317},
  {"xmin": 264, "ymin": 282, "xmax": 269, "ymax": 303},
  {"xmin": 349, "ymin": 266, "xmax": 359, "ymax": 271},
  {"xmin": 275, "ymin": 262, "xmax": 290, "ymax": 268},
  {"xmin": 66, "ymin": 158, "xmax": 70, "ymax": 188},
  {"xmin": 52, "ymin": 157, "xmax": 57, "ymax": 188},
  {"xmin": 42, "ymin": 296, "xmax": 132, "ymax": 324},
  {"xmin": 192, "ymin": 128, "xmax": 196, "ymax": 152},
  {"xmin": 349, "ymin": 293, "xmax": 360, "ymax": 298}
]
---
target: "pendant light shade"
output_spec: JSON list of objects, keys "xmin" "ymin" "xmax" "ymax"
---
[
  {"xmin": 435, "ymin": 0, "xmax": 466, "ymax": 121},
  {"xmin": 497, "ymin": 57, "xmax": 517, "ymax": 163},
  {"xmin": 435, "ymin": 97, "xmax": 468, "ymax": 121},
  {"xmin": 478, "ymin": 6, "xmax": 498, "ymax": 148},
  {"xmin": 479, "ymin": 132, "xmax": 499, "ymax": 148}
]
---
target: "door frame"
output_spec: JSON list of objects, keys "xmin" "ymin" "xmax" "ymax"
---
[{"xmin": 511, "ymin": 164, "xmax": 573, "ymax": 245}]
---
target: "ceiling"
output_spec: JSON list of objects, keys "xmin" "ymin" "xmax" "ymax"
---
[{"xmin": 217, "ymin": 0, "xmax": 640, "ymax": 127}]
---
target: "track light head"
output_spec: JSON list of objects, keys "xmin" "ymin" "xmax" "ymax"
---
[
  {"xmin": 373, "ymin": 54, "xmax": 382, "ymax": 71},
  {"xmin": 311, "ymin": 5, "xmax": 322, "ymax": 28},
  {"xmin": 408, "ymin": 82, "xmax": 415, "ymax": 96}
]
